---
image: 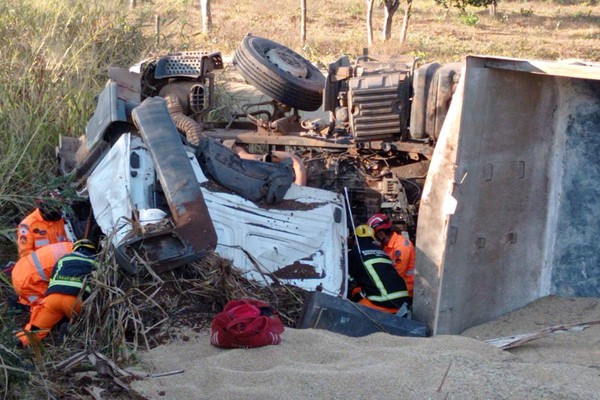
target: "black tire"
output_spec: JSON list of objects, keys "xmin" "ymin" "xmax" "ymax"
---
[{"xmin": 233, "ymin": 35, "xmax": 325, "ymax": 111}]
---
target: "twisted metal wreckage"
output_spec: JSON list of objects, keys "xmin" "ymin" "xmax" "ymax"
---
[{"xmin": 57, "ymin": 35, "xmax": 600, "ymax": 336}]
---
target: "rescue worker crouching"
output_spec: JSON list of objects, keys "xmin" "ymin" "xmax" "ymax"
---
[
  {"xmin": 367, "ymin": 213, "xmax": 416, "ymax": 298},
  {"xmin": 16, "ymin": 239, "xmax": 98, "ymax": 347},
  {"xmin": 17, "ymin": 191, "xmax": 70, "ymax": 259},
  {"xmin": 11, "ymin": 242, "xmax": 74, "ymax": 309},
  {"xmin": 347, "ymin": 225, "xmax": 411, "ymax": 315}
]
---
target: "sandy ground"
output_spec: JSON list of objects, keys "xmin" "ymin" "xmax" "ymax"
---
[{"xmin": 129, "ymin": 295, "xmax": 600, "ymax": 400}]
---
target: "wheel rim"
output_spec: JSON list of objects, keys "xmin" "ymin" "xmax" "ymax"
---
[{"xmin": 265, "ymin": 48, "xmax": 308, "ymax": 79}]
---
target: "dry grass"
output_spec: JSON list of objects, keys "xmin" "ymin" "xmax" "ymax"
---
[
  {"xmin": 65, "ymin": 249, "xmax": 307, "ymax": 361},
  {"xmin": 1, "ymin": 247, "xmax": 306, "ymax": 398},
  {"xmin": 148, "ymin": 0, "xmax": 600, "ymax": 64}
]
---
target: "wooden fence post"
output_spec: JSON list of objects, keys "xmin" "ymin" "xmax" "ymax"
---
[
  {"xmin": 155, "ymin": 14, "xmax": 160, "ymax": 48},
  {"xmin": 301, "ymin": 0, "xmax": 307, "ymax": 47}
]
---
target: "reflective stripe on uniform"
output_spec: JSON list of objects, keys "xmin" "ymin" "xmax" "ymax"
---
[
  {"xmin": 47, "ymin": 278, "xmax": 90, "ymax": 293},
  {"xmin": 47, "ymin": 254, "xmax": 95, "ymax": 294},
  {"xmin": 27, "ymin": 294, "xmax": 40, "ymax": 303},
  {"xmin": 48, "ymin": 278, "xmax": 83, "ymax": 289},
  {"xmin": 35, "ymin": 238, "xmax": 50, "ymax": 247},
  {"xmin": 31, "ymin": 252, "xmax": 48, "ymax": 282},
  {"xmin": 367, "ymin": 290, "xmax": 410, "ymax": 302},
  {"xmin": 363, "ymin": 257, "xmax": 409, "ymax": 302},
  {"xmin": 363, "ymin": 257, "xmax": 390, "ymax": 296}
]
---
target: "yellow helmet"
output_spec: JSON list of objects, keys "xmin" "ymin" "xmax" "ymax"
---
[
  {"xmin": 73, "ymin": 239, "xmax": 96, "ymax": 252},
  {"xmin": 354, "ymin": 224, "xmax": 375, "ymax": 238}
]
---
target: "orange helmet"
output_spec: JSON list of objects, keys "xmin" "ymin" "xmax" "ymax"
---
[{"xmin": 367, "ymin": 213, "xmax": 392, "ymax": 232}]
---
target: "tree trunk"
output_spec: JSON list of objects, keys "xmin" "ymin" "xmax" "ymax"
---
[
  {"xmin": 382, "ymin": 0, "xmax": 400, "ymax": 42},
  {"xmin": 366, "ymin": 0, "xmax": 375, "ymax": 46},
  {"xmin": 201, "ymin": 0, "xmax": 212, "ymax": 34},
  {"xmin": 399, "ymin": 0, "xmax": 413, "ymax": 44},
  {"xmin": 155, "ymin": 14, "xmax": 160, "ymax": 47},
  {"xmin": 489, "ymin": 0, "xmax": 497, "ymax": 17},
  {"xmin": 301, "ymin": 0, "xmax": 307, "ymax": 46}
]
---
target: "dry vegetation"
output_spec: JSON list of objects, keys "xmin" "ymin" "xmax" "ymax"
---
[
  {"xmin": 1, "ymin": 0, "xmax": 600, "ymax": 398},
  {"xmin": 151, "ymin": 0, "xmax": 600, "ymax": 63}
]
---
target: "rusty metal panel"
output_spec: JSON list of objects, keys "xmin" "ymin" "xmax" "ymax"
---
[
  {"xmin": 205, "ymin": 183, "xmax": 348, "ymax": 296},
  {"xmin": 117, "ymin": 97, "xmax": 217, "ymax": 273}
]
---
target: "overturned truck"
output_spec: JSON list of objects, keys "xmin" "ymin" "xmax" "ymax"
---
[{"xmin": 57, "ymin": 36, "xmax": 600, "ymax": 335}]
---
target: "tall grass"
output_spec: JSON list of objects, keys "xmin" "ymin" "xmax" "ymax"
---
[
  {"xmin": 0, "ymin": 4, "xmax": 152, "ymax": 394},
  {"xmin": 0, "ymin": 0, "xmax": 152, "ymax": 262},
  {"xmin": 0, "ymin": 271, "xmax": 43, "ymax": 399}
]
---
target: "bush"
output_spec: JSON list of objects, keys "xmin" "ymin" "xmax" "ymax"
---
[
  {"xmin": 436, "ymin": 0, "xmax": 495, "ymax": 12},
  {"xmin": 461, "ymin": 11, "xmax": 480, "ymax": 25}
]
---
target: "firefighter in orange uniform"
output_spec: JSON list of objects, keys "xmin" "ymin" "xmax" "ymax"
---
[
  {"xmin": 16, "ymin": 239, "xmax": 97, "ymax": 347},
  {"xmin": 367, "ymin": 213, "xmax": 416, "ymax": 297},
  {"xmin": 17, "ymin": 193, "xmax": 69, "ymax": 259},
  {"xmin": 11, "ymin": 242, "xmax": 73, "ymax": 309}
]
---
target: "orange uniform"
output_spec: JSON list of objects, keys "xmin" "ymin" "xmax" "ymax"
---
[
  {"xmin": 17, "ymin": 294, "xmax": 83, "ymax": 347},
  {"xmin": 17, "ymin": 242, "xmax": 96, "ymax": 347},
  {"xmin": 383, "ymin": 232, "xmax": 415, "ymax": 297},
  {"xmin": 11, "ymin": 242, "xmax": 73, "ymax": 307},
  {"xmin": 17, "ymin": 208, "xmax": 69, "ymax": 259}
]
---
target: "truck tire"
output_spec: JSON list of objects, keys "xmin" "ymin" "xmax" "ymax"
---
[{"xmin": 233, "ymin": 35, "xmax": 325, "ymax": 111}]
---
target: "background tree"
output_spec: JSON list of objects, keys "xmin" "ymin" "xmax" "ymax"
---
[
  {"xmin": 382, "ymin": 0, "xmax": 400, "ymax": 41},
  {"xmin": 370, "ymin": 0, "xmax": 413, "ymax": 45},
  {"xmin": 489, "ymin": 0, "xmax": 497, "ymax": 16},
  {"xmin": 201, "ymin": 0, "xmax": 212, "ymax": 34},
  {"xmin": 366, "ymin": 0, "xmax": 375, "ymax": 46},
  {"xmin": 399, "ymin": 0, "xmax": 413, "ymax": 44},
  {"xmin": 301, "ymin": 0, "xmax": 307, "ymax": 46},
  {"xmin": 435, "ymin": 0, "xmax": 498, "ymax": 15}
]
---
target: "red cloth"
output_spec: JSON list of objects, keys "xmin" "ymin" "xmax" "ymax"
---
[{"xmin": 210, "ymin": 299, "xmax": 285, "ymax": 349}]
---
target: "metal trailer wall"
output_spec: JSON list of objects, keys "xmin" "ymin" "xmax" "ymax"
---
[{"xmin": 414, "ymin": 56, "xmax": 600, "ymax": 335}]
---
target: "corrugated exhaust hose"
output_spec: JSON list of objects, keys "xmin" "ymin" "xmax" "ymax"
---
[{"xmin": 160, "ymin": 83, "xmax": 204, "ymax": 146}]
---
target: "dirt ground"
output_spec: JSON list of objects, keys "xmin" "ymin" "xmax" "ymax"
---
[{"xmin": 128, "ymin": 295, "xmax": 600, "ymax": 400}]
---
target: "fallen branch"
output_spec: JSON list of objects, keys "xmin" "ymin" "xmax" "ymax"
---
[
  {"xmin": 437, "ymin": 359, "xmax": 452, "ymax": 393},
  {"xmin": 53, "ymin": 349, "xmax": 184, "ymax": 379},
  {"xmin": 484, "ymin": 320, "xmax": 600, "ymax": 350}
]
